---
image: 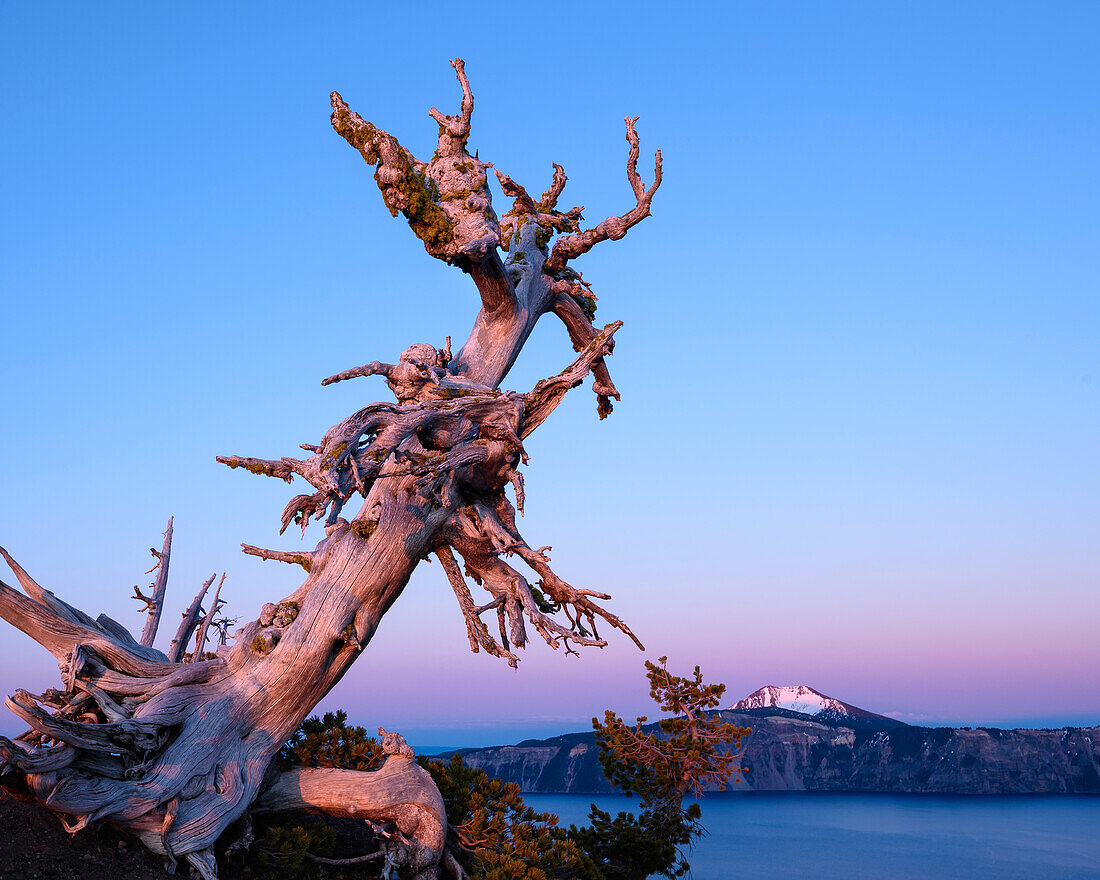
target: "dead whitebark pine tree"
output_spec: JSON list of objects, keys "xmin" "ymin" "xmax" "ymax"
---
[{"xmin": 0, "ymin": 59, "xmax": 660, "ymax": 879}]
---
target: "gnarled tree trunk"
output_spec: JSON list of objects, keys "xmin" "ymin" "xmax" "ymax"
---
[{"xmin": 0, "ymin": 59, "xmax": 659, "ymax": 879}]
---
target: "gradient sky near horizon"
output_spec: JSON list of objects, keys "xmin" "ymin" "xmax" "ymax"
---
[{"xmin": 1, "ymin": 2, "xmax": 1097, "ymax": 745}]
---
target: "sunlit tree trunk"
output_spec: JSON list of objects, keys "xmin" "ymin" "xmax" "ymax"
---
[{"xmin": 0, "ymin": 59, "xmax": 659, "ymax": 879}]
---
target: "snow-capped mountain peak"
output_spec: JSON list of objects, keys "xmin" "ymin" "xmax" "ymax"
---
[
  {"xmin": 732, "ymin": 685, "xmax": 847, "ymax": 715},
  {"xmin": 728, "ymin": 685, "xmax": 909, "ymax": 729}
]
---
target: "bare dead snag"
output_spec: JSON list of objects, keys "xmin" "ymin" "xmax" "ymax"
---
[
  {"xmin": 0, "ymin": 58, "xmax": 661, "ymax": 879},
  {"xmin": 167, "ymin": 574, "xmax": 216, "ymax": 663},
  {"xmin": 190, "ymin": 574, "xmax": 225, "ymax": 661},
  {"xmin": 139, "ymin": 518, "xmax": 173, "ymax": 647}
]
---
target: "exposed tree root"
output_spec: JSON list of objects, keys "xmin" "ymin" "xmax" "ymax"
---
[{"xmin": 255, "ymin": 754, "xmax": 445, "ymax": 879}]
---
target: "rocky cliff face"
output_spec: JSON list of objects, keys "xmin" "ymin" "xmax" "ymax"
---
[
  {"xmin": 453, "ymin": 731, "xmax": 614, "ymax": 793},
  {"xmin": 451, "ymin": 712, "xmax": 1100, "ymax": 794},
  {"xmin": 735, "ymin": 714, "xmax": 1100, "ymax": 793}
]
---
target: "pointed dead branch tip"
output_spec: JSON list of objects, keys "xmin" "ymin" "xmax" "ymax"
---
[
  {"xmin": 521, "ymin": 321, "xmax": 623, "ymax": 438},
  {"xmin": 495, "ymin": 169, "xmax": 537, "ymax": 213},
  {"xmin": 504, "ymin": 468, "xmax": 525, "ymax": 516},
  {"xmin": 0, "ymin": 546, "xmax": 55, "ymax": 610},
  {"xmin": 624, "ymin": 116, "xmax": 662, "ymax": 203},
  {"xmin": 537, "ymin": 163, "xmax": 569, "ymax": 213},
  {"xmin": 281, "ymin": 491, "xmax": 330, "ymax": 535},
  {"xmin": 217, "ymin": 454, "xmax": 296, "ymax": 483},
  {"xmin": 139, "ymin": 518, "xmax": 173, "ymax": 648},
  {"xmin": 131, "ymin": 585, "xmax": 155, "ymax": 611},
  {"xmin": 3, "ymin": 556, "xmax": 150, "ymax": 656},
  {"xmin": 436, "ymin": 547, "xmax": 519, "ymax": 667},
  {"xmin": 241, "ymin": 544, "xmax": 314, "ymax": 572},
  {"xmin": 329, "ymin": 90, "xmax": 380, "ymax": 163},
  {"xmin": 428, "ymin": 57, "xmax": 473, "ymax": 143},
  {"xmin": 321, "ymin": 359, "xmax": 385, "ymax": 386},
  {"xmin": 548, "ymin": 285, "xmax": 620, "ymax": 416},
  {"xmin": 448, "ymin": 499, "xmax": 644, "ymax": 659},
  {"xmin": 0, "ymin": 546, "xmax": 18, "ymax": 576}
]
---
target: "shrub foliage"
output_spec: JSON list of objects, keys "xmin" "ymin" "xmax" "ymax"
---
[
  {"xmin": 261, "ymin": 661, "xmax": 747, "ymax": 878},
  {"xmin": 276, "ymin": 709, "xmax": 385, "ymax": 772}
]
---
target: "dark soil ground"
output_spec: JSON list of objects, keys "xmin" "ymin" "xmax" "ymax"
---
[
  {"xmin": 0, "ymin": 787, "xmax": 172, "ymax": 880},
  {"xmin": 0, "ymin": 785, "xmax": 383, "ymax": 880}
]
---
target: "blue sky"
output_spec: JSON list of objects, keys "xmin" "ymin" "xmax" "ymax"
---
[{"xmin": 1, "ymin": 2, "xmax": 1097, "ymax": 744}]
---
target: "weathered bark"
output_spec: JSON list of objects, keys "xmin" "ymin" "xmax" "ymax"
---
[
  {"xmin": 0, "ymin": 58, "xmax": 660, "ymax": 879},
  {"xmin": 254, "ymin": 731, "xmax": 445, "ymax": 879}
]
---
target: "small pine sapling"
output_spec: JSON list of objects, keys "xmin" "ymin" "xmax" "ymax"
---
[{"xmin": 577, "ymin": 658, "xmax": 751, "ymax": 880}]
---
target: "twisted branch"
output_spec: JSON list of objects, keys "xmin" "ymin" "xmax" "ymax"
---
[
  {"xmin": 546, "ymin": 117, "xmax": 662, "ymax": 274},
  {"xmin": 437, "ymin": 546, "xmax": 518, "ymax": 664}
]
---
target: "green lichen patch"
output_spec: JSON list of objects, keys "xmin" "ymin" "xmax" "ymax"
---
[
  {"xmin": 339, "ymin": 623, "xmax": 358, "ymax": 646},
  {"xmin": 573, "ymin": 292, "xmax": 597, "ymax": 322},
  {"xmin": 374, "ymin": 157, "xmax": 453, "ymax": 252},
  {"xmin": 320, "ymin": 442, "xmax": 348, "ymax": 470},
  {"xmin": 350, "ymin": 519, "xmax": 378, "ymax": 539},
  {"xmin": 440, "ymin": 188, "xmax": 472, "ymax": 203},
  {"xmin": 272, "ymin": 602, "xmax": 300, "ymax": 628}
]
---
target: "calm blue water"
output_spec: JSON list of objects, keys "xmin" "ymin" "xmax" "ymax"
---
[{"xmin": 523, "ymin": 793, "xmax": 1100, "ymax": 879}]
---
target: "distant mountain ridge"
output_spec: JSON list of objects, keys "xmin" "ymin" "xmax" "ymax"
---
[
  {"xmin": 446, "ymin": 686, "xmax": 1100, "ymax": 795},
  {"xmin": 730, "ymin": 684, "xmax": 909, "ymax": 730}
]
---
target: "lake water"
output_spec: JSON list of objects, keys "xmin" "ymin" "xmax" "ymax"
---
[{"xmin": 523, "ymin": 793, "xmax": 1100, "ymax": 879}]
